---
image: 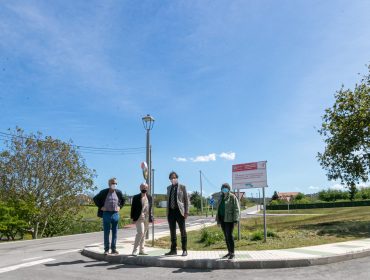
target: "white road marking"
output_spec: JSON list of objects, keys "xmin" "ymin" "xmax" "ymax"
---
[
  {"xmin": 0, "ymin": 258, "xmax": 55, "ymax": 274},
  {"xmin": 19, "ymin": 249, "xmax": 80, "ymax": 263},
  {"xmin": 22, "ymin": 256, "xmax": 43, "ymax": 261}
]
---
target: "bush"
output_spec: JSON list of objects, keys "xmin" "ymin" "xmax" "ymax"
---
[
  {"xmin": 250, "ymin": 231, "xmax": 264, "ymax": 241},
  {"xmin": 249, "ymin": 230, "xmax": 278, "ymax": 241},
  {"xmin": 199, "ymin": 227, "xmax": 223, "ymax": 246}
]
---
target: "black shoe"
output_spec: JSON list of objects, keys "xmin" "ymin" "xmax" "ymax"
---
[
  {"xmin": 104, "ymin": 250, "xmax": 109, "ymax": 255},
  {"xmin": 228, "ymin": 253, "xmax": 235, "ymax": 260},
  {"xmin": 221, "ymin": 253, "xmax": 230, "ymax": 259},
  {"xmin": 164, "ymin": 250, "xmax": 177, "ymax": 256},
  {"xmin": 182, "ymin": 250, "xmax": 188, "ymax": 257},
  {"xmin": 111, "ymin": 250, "xmax": 119, "ymax": 255}
]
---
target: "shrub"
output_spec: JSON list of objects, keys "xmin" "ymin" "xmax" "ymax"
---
[
  {"xmin": 199, "ymin": 227, "xmax": 223, "ymax": 246},
  {"xmin": 250, "ymin": 230, "xmax": 264, "ymax": 241}
]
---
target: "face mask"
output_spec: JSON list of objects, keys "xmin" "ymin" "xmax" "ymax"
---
[
  {"xmin": 141, "ymin": 189, "xmax": 147, "ymax": 194},
  {"xmin": 110, "ymin": 183, "xmax": 117, "ymax": 190},
  {"xmin": 171, "ymin": 179, "xmax": 178, "ymax": 185},
  {"xmin": 221, "ymin": 188, "xmax": 229, "ymax": 193}
]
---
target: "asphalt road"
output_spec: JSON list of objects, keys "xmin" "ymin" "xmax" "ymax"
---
[{"xmin": 1, "ymin": 206, "xmax": 368, "ymax": 279}]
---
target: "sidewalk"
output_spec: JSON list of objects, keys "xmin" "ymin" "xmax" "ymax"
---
[
  {"xmin": 82, "ymin": 238, "xmax": 370, "ymax": 269},
  {"xmin": 81, "ymin": 217, "xmax": 370, "ymax": 269}
]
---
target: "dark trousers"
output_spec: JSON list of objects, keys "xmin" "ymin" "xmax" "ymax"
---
[
  {"xmin": 220, "ymin": 220, "xmax": 235, "ymax": 254},
  {"xmin": 168, "ymin": 208, "xmax": 187, "ymax": 251}
]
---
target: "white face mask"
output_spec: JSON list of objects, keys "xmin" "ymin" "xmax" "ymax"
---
[{"xmin": 171, "ymin": 178, "xmax": 178, "ymax": 185}]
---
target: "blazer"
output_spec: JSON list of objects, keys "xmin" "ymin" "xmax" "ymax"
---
[
  {"xmin": 93, "ymin": 188, "xmax": 125, "ymax": 218},
  {"xmin": 130, "ymin": 193, "xmax": 153, "ymax": 223},
  {"xmin": 166, "ymin": 183, "xmax": 189, "ymax": 217},
  {"xmin": 215, "ymin": 192, "xmax": 240, "ymax": 223}
]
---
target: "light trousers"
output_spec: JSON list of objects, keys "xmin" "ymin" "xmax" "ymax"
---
[{"xmin": 133, "ymin": 216, "xmax": 149, "ymax": 253}]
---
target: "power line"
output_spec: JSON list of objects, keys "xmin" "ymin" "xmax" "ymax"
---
[
  {"xmin": 0, "ymin": 131, "xmax": 145, "ymax": 156},
  {"xmin": 201, "ymin": 171, "xmax": 218, "ymax": 189}
]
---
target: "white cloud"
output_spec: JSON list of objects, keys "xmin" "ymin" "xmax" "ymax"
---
[
  {"xmin": 190, "ymin": 153, "xmax": 216, "ymax": 162},
  {"xmin": 173, "ymin": 157, "xmax": 187, "ymax": 162},
  {"xmin": 329, "ymin": 184, "xmax": 345, "ymax": 191},
  {"xmin": 219, "ymin": 152, "xmax": 236, "ymax": 160},
  {"xmin": 173, "ymin": 151, "xmax": 236, "ymax": 162},
  {"xmin": 309, "ymin": 186, "xmax": 319, "ymax": 190}
]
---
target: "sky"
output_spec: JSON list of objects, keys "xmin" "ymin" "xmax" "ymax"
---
[{"xmin": 0, "ymin": 0, "xmax": 369, "ymax": 198}]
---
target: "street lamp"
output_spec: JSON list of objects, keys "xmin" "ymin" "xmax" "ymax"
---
[
  {"xmin": 142, "ymin": 114, "xmax": 155, "ymax": 189},
  {"xmin": 142, "ymin": 114, "xmax": 155, "ymax": 240}
]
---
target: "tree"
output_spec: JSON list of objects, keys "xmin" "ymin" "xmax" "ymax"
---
[
  {"xmin": 271, "ymin": 191, "xmax": 279, "ymax": 200},
  {"xmin": 0, "ymin": 128, "xmax": 96, "ymax": 239},
  {"xmin": 190, "ymin": 191, "xmax": 202, "ymax": 213},
  {"xmin": 294, "ymin": 192, "xmax": 304, "ymax": 201},
  {"xmin": 318, "ymin": 66, "xmax": 370, "ymax": 191}
]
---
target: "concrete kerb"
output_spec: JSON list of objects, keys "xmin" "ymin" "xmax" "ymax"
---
[{"xmin": 81, "ymin": 246, "xmax": 370, "ymax": 269}]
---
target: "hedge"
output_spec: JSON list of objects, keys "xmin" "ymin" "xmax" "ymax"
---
[{"xmin": 266, "ymin": 200, "xmax": 370, "ymax": 210}]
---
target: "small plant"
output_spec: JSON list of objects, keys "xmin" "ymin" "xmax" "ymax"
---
[
  {"xmin": 250, "ymin": 230, "xmax": 264, "ymax": 241},
  {"xmin": 199, "ymin": 227, "xmax": 223, "ymax": 246}
]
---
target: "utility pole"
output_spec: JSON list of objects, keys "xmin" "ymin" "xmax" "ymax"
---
[
  {"xmin": 151, "ymin": 168, "xmax": 155, "ymax": 246},
  {"xmin": 199, "ymin": 170, "xmax": 203, "ymax": 216}
]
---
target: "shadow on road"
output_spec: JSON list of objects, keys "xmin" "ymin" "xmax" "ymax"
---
[
  {"xmin": 172, "ymin": 268, "xmax": 213, "ymax": 273},
  {"xmin": 45, "ymin": 260, "xmax": 99, "ymax": 266}
]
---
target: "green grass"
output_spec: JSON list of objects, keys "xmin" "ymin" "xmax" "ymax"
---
[{"xmin": 153, "ymin": 206, "xmax": 370, "ymax": 251}]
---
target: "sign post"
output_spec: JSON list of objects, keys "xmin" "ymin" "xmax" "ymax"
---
[
  {"xmin": 209, "ymin": 198, "xmax": 215, "ymax": 217},
  {"xmin": 232, "ymin": 161, "xmax": 268, "ymax": 242}
]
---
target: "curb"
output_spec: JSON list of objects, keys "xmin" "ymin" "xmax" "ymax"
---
[{"xmin": 81, "ymin": 247, "xmax": 370, "ymax": 269}]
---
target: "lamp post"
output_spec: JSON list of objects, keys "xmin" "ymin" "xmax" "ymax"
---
[
  {"xmin": 142, "ymin": 114, "xmax": 155, "ymax": 239},
  {"xmin": 142, "ymin": 114, "xmax": 155, "ymax": 190}
]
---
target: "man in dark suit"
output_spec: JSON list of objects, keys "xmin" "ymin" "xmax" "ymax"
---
[
  {"xmin": 130, "ymin": 183, "xmax": 153, "ymax": 256},
  {"xmin": 93, "ymin": 177, "xmax": 125, "ymax": 255},
  {"xmin": 165, "ymin": 171, "xmax": 189, "ymax": 257}
]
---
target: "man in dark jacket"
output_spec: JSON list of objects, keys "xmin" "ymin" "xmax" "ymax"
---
[
  {"xmin": 165, "ymin": 171, "xmax": 189, "ymax": 257},
  {"xmin": 130, "ymin": 183, "xmax": 153, "ymax": 256},
  {"xmin": 93, "ymin": 177, "xmax": 125, "ymax": 255}
]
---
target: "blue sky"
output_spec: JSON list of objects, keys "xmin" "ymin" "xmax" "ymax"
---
[{"xmin": 0, "ymin": 0, "xmax": 369, "ymax": 197}]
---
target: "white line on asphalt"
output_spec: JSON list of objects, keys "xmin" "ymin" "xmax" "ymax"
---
[
  {"xmin": 22, "ymin": 256, "xmax": 43, "ymax": 261},
  {"xmin": 21, "ymin": 249, "xmax": 80, "ymax": 262},
  {"xmin": 0, "ymin": 258, "xmax": 55, "ymax": 274}
]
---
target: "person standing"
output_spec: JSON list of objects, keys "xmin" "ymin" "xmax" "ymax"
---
[
  {"xmin": 215, "ymin": 183, "xmax": 240, "ymax": 260},
  {"xmin": 165, "ymin": 171, "xmax": 189, "ymax": 256},
  {"xmin": 93, "ymin": 178, "xmax": 125, "ymax": 255},
  {"xmin": 130, "ymin": 183, "xmax": 153, "ymax": 256}
]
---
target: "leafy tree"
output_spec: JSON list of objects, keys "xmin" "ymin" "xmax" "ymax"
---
[
  {"xmin": 0, "ymin": 128, "xmax": 96, "ymax": 239},
  {"xmin": 0, "ymin": 200, "xmax": 33, "ymax": 240},
  {"xmin": 190, "ymin": 191, "xmax": 202, "ymax": 212},
  {"xmin": 318, "ymin": 66, "xmax": 370, "ymax": 190},
  {"xmin": 271, "ymin": 191, "xmax": 279, "ymax": 200},
  {"xmin": 294, "ymin": 193, "xmax": 305, "ymax": 200},
  {"xmin": 348, "ymin": 185, "xmax": 357, "ymax": 201},
  {"xmin": 318, "ymin": 189, "xmax": 349, "ymax": 201}
]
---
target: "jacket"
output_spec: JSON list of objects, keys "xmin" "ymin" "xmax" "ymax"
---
[
  {"xmin": 166, "ymin": 184, "xmax": 189, "ymax": 217},
  {"xmin": 215, "ymin": 192, "xmax": 240, "ymax": 223},
  {"xmin": 93, "ymin": 188, "xmax": 125, "ymax": 218},
  {"xmin": 130, "ymin": 193, "xmax": 153, "ymax": 223}
]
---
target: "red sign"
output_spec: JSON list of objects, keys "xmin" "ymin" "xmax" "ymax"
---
[{"xmin": 232, "ymin": 162, "xmax": 257, "ymax": 172}]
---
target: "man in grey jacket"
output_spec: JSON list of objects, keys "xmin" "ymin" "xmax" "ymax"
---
[{"xmin": 165, "ymin": 171, "xmax": 189, "ymax": 256}]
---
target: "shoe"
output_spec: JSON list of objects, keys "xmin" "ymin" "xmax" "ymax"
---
[
  {"xmin": 104, "ymin": 250, "xmax": 109, "ymax": 255},
  {"xmin": 221, "ymin": 253, "xmax": 230, "ymax": 259},
  {"xmin": 139, "ymin": 252, "xmax": 148, "ymax": 256},
  {"xmin": 164, "ymin": 250, "xmax": 177, "ymax": 256},
  {"xmin": 181, "ymin": 250, "xmax": 188, "ymax": 257},
  {"xmin": 132, "ymin": 250, "xmax": 138, "ymax": 256},
  {"xmin": 111, "ymin": 250, "xmax": 119, "ymax": 255},
  {"xmin": 228, "ymin": 253, "xmax": 235, "ymax": 260}
]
